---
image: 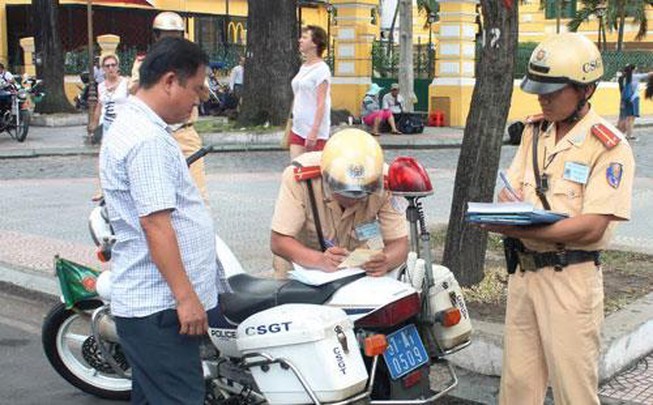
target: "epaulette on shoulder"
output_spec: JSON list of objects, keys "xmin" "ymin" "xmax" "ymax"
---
[
  {"xmin": 293, "ymin": 165, "xmax": 321, "ymax": 181},
  {"xmin": 525, "ymin": 113, "xmax": 545, "ymax": 125},
  {"xmin": 591, "ymin": 123, "xmax": 622, "ymax": 149}
]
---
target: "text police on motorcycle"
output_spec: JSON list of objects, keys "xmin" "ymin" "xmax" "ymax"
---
[
  {"xmin": 270, "ymin": 128, "xmax": 409, "ymax": 277},
  {"xmin": 482, "ymin": 33, "xmax": 635, "ymax": 405}
]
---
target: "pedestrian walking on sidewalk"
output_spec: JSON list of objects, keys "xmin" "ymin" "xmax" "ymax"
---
[
  {"xmin": 289, "ymin": 25, "xmax": 331, "ymax": 160},
  {"xmin": 88, "ymin": 54, "xmax": 129, "ymax": 139},
  {"xmin": 484, "ymin": 34, "xmax": 635, "ymax": 405},
  {"xmin": 617, "ymin": 64, "xmax": 653, "ymax": 141},
  {"xmin": 129, "ymin": 11, "xmax": 211, "ymax": 203},
  {"xmin": 229, "ymin": 56, "xmax": 245, "ymax": 105},
  {"xmin": 100, "ymin": 37, "xmax": 228, "ymax": 405}
]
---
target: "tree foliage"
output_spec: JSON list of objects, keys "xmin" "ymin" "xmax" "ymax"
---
[{"xmin": 568, "ymin": 0, "xmax": 651, "ymax": 51}]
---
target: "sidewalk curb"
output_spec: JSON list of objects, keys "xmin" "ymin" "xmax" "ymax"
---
[
  {"xmin": 448, "ymin": 292, "xmax": 653, "ymax": 385},
  {"xmin": 0, "ymin": 140, "xmax": 464, "ymax": 159}
]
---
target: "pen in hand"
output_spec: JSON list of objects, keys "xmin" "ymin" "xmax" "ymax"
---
[{"xmin": 499, "ymin": 170, "xmax": 521, "ymax": 201}]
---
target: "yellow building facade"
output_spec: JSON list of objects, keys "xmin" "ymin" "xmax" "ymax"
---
[{"xmin": 2, "ymin": 1, "xmax": 651, "ymax": 121}]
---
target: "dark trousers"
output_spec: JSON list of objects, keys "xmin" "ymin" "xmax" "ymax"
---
[{"xmin": 115, "ymin": 309, "xmax": 204, "ymax": 405}]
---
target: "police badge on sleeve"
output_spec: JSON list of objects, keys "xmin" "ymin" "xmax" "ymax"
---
[{"xmin": 606, "ymin": 163, "xmax": 623, "ymax": 189}]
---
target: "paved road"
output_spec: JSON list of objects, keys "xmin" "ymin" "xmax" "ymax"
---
[
  {"xmin": 0, "ymin": 282, "xmax": 479, "ymax": 404},
  {"xmin": 0, "ymin": 127, "xmax": 651, "ymax": 279},
  {"xmin": 0, "ymin": 284, "xmax": 123, "ymax": 404}
]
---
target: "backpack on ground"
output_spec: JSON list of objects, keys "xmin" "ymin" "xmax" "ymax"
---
[{"xmin": 397, "ymin": 114, "xmax": 424, "ymax": 134}]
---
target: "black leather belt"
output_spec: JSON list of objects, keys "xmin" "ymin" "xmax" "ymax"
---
[{"xmin": 517, "ymin": 250, "xmax": 601, "ymax": 272}]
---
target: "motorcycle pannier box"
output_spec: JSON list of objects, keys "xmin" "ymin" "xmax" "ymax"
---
[{"xmin": 237, "ymin": 304, "xmax": 368, "ymax": 404}]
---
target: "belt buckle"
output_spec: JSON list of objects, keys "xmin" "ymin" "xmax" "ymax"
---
[{"xmin": 518, "ymin": 253, "xmax": 537, "ymax": 272}]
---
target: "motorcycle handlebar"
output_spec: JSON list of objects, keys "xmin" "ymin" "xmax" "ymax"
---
[{"xmin": 186, "ymin": 145, "xmax": 214, "ymax": 167}]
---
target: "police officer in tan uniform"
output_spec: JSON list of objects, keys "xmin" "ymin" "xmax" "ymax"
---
[
  {"xmin": 484, "ymin": 34, "xmax": 635, "ymax": 404},
  {"xmin": 129, "ymin": 11, "xmax": 209, "ymax": 202},
  {"xmin": 270, "ymin": 128, "xmax": 409, "ymax": 277}
]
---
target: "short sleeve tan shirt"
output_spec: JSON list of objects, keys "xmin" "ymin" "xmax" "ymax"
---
[
  {"xmin": 271, "ymin": 152, "xmax": 408, "ymax": 253},
  {"xmin": 506, "ymin": 109, "xmax": 635, "ymax": 252}
]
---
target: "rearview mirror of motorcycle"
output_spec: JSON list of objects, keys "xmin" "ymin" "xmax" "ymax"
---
[{"xmin": 387, "ymin": 157, "xmax": 434, "ymax": 197}]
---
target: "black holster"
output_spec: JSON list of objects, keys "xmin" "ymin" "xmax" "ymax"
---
[{"xmin": 503, "ymin": 237, "xmax": 524, "ymax": 274}]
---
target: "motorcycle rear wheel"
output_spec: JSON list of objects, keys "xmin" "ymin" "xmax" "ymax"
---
[
  {"xmin": 42, "ymin": 300, "xmax": 131, "ymax": 401},
  {"xmin": 7, "ymin": 110, "xmax": 29, "ymax": 142}
]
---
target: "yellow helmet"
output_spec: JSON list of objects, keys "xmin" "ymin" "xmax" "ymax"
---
[
  {"xmin": 153, "ymin": 11, "xmax": 185, "ymax": 32},
  {"xmin": 521, "ymin": 33, "xmax": 603, "ymax": 95},
  {"xmin": 321, "ymin": 129, "xmax": 384, "ymax": 199}
]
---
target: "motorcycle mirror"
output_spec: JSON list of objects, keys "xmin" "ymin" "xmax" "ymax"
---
[{"xmin": 387, "ymin": 157, "xmax": 434, "ymax": 197}]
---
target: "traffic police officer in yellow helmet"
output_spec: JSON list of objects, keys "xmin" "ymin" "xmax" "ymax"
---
[
  {"xmin": 485, "ymin": 33, "xmax": 635, "ymax": 404},
  {"xmin": 270, "ymin": 128, "xmax": 409, "ymax": 278},
  {"xmin": 129, "ymin": 11, "xmax": 210, "ymax": 203}
]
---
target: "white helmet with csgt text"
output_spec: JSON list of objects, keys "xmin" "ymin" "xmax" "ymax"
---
[{"xmin": 521, "ymin": 33, "xmax": 603, "ymax": 95}]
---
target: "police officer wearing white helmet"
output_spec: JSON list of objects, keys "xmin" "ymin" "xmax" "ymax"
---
[
  {"xmin": 483, "ymin": 33, "xmax": 635, "ymax": 404},
  {"xmin": 270, "ymin": 128, "xmax": 409, "ymax": 277},
  {"xmin": 128, "ymin": 11, "xmax": 211, "ymax": 203}
]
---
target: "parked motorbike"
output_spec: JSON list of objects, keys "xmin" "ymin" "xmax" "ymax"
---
[
  {"xmin": 42, "ymin": 149, "xmax": 473, "ymax": 404},
  {"xmin": 0, "ymin": 79, "xmax": 36, "ymax": 142}
]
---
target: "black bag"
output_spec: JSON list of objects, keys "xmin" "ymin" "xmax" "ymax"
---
[{"xmin": 397, "ymin": 114, "xmax": 424, "ymax": 134}]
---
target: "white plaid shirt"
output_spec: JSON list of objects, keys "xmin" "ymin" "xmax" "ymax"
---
[{"xmin": 100, "ymin": 97, "xmax": 226, "ymax": 317}]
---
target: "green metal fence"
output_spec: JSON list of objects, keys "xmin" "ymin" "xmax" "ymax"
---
[
  {"xmin": 372, "ymin": 40, "xmax": 435, "ymax": 79},
  {"xmin": 513, "ymin": 43, "xmax": 653, "ymax": 81}
]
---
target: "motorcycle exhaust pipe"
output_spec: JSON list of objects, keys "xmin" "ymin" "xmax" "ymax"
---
[{"xmin": 94, "ymin": 309, "xmax": 120, "ymax": 343}]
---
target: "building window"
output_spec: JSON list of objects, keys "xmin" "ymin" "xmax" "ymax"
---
[{"xmin": 544, "ymin": 0, "xmax": 576, "ymax": 19}]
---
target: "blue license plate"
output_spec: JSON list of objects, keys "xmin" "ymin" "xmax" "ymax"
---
[{"xmin": 382, "ymin": 324, "xmax": 429, "ymax": 380}]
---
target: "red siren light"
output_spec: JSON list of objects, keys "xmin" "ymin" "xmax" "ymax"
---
[{"xmin": 387, "ymin": 157, "xmax": 434, "ymax": 197}]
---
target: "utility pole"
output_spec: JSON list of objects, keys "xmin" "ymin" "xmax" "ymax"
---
[{"xmin": 398, "ymin": 0, "xmax": 413, "ymax": 112}]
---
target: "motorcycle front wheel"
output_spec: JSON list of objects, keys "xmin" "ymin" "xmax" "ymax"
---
[
  {"xmin": 42, "ymin": 300, "xmax": 132, "ymax": 401},
  {"xmin": 8, "ymin": 109, "xmax": 29, "ymax": 142}
]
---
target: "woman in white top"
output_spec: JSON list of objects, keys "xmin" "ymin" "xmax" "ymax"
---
[
  {"xmin": 289, "ymin": 25, "xmax": 331, "ymax": 160},
  {"xmin": 89, "ymin": 54, "xmax": 129, "ymax": 137}
]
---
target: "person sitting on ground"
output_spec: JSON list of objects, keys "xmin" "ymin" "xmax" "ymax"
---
[
  {"xmin": 382, "ymin": 82, "xmax": 404, "ymax": 115},
  {"xmin": 270, "ymin": 128, "xmax": 409, "ymax": 278},
  {"xmin": 361, "ymin": 83, "xmax": 401, "ymax": 136}
]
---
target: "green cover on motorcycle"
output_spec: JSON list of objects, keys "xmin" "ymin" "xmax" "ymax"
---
[{"xmin": 54, "ymin": 256, "xmax": 100, "ymax": 309}]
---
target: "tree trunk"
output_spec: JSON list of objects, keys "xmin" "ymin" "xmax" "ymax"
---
[
  {"xmin": 398, "ymin": 0, "xmax": 414, "ymax": 112},
  {"xmin": 238, "ymin": 0, "xmax": 299, "ymax": 126},
  {"xmin": 32, "ymin": 0, "xmax": 76, "ymax": 113},
  {"xmin": 617, "ymin": 2, "xmax": 626, "ymax": 51},
  {"xmin": 442, "ymin": 1, "xmax": 518, "ymax": 287}
]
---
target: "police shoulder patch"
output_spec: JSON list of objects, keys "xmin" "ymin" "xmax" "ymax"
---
[
  {"xmin": 591, "ymin": 123, "xmax": 622, "ymax": 149},
  {"xmin": 293, "ymin": 165, "xmax": 321, "ymax": 181},
  {"xmin": 606, "ymin": 163, "xmax": 623, "ymax": 189}
]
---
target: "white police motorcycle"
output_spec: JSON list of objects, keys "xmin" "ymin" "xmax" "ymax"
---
[{"xmin": 42, "ymin": 149, "xmax": 472, "ymax": 404}]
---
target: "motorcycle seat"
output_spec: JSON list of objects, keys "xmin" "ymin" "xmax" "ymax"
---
[{"xmin": 220, "ymin": 272, "xmax": 364, "ymax": 324}]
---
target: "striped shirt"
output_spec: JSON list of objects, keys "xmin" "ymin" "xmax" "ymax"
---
[{"xmin": 99, "ymin": 96, "xmax": 226, "ymax": 317}]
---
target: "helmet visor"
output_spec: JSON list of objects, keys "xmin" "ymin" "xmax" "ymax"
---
[
  {"xmin": 520, "ymin": 75, "xmax": 568, "ymax": 95},
  {"xmin": 323, "ymin": 175, "xmax": 384, "ymax": 200}
]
